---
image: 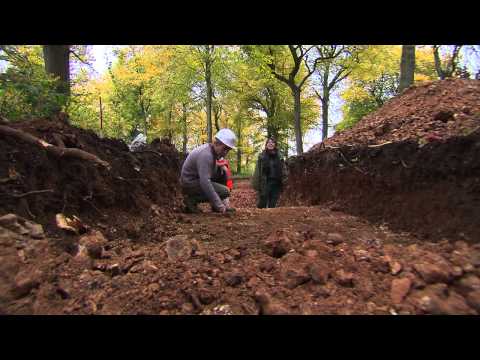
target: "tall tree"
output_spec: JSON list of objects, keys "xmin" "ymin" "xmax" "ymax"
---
[
  {"xmin": 267, "ymin": 45, "xmax": 327, "ymax": 154},
  {"xmin": 43, "ymin": 45, "xmax": 70, "ymax": 97},
  {"xmin": 398, "ymin": 45, "xmax": 416, "ymax": 92},
  {"xmin": 193, "ymin": 45, "xmax": 215, "ymax": 143},
  {"xmin": 0, "ymin": 45, "xmax": 67, "ymax": 119},
  {"xmin": 432, "ymin": 45, "xmax": 462, "ymax": 80},
  {"xmin": 313, "ymin": 45, "xmax": 359, "ymax": 140},
  {"xmin": 236, "ymin": 46, "xmax": 296, "ymax": 154}
]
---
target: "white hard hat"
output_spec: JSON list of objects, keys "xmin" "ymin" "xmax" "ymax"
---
[{"xmin": 215, "ymin": 128, "xmax": 237, "ymax": 149}]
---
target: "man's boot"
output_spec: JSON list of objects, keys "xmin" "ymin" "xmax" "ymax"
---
[{"xmin": 183, "ymin": 196, "xmax": 201, "ymax": 214}]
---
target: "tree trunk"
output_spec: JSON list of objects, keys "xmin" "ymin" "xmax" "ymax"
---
[
  {"xmin": 236, "ymin": 118, "xmax": 242, "ymax": 174},
  {"xmin": 43, "ymin": 45, "xmax": 70, "ymax": 97},
  {"xmin": 205, "ymin": 57, "xmax": 213, "ymax": 143},
  {"xmin": 433, "ymin": 46, "xmax": 445, "ymax": 80},
  {"xmin": 292, "ymin": 87, "xmax": 303, "ymax": 155},
  {"xmin": 182, "ymin": 103, "xmax": 188, "ymax": 154},
  {"xmin": 321, "ymin": 92, "xmax": 329, "ymax": 140},
  {"xmin": 399, "ymin": 45, "xmax": 416, "ymax": 92},
  {"xmin": 237, "ymin": 147, "xmax": 242, "ymax": 174},
  {"xmin": 139, "ymin": 102, "xmax": 148, "ymax": 137},
  {"xmin": 167, "ymin": 106, "xmax": 173, "ymax": 141},
  {"xmin": 213, "ymin": 103, "xmax": 221, "ymax": 133}
]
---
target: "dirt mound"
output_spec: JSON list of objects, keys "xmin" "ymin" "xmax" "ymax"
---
[
  {"xmin": 311, "ymin": 78, "xmax": 480, "ymax": 151},
  {"xmin": 283, "ymin": 79, "xmax": 480, "ymax": 243},
  {"xmin": 0, "ymin": 116, "xmax": 183, "ymax": 239}
]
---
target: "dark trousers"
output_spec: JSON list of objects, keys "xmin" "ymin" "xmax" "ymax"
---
[
  {"xmin": 182, "ymin": 180, "xmax": 230, "ymax": 204},
  {"xmin": 257, "ymin": 181, "xmax": 282, "ymax": 208}
]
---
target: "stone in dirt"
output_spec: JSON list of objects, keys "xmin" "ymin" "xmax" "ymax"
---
[
  {"xmin": 391, "ymin": 278, "xmax": 412, "ymax": 304},
  {"xmin": 262, "ymin": 229, "xmax": 293, "ymax": 258},
  {"xmin": 224, "ymin": 272, "xmax": 244, "ymax": 287},
  {"xmin": 282, "ymin": 268, "xmax": 311, "ymax": 289},
  {"xmin": 13, "ymin": 268, "xmax": 44, "ymax": 298},
  {"xmin": 413, "ymin": 262, "xmax": 452, "ymax": 284},
  {"xmin": 371, "ymin": 256, "xmax": 391, "ymax": 274},
  {"xmin": 79, "ymin": 230, "xmax": 108, "ymax": 259},
  {"xmin": 470, "ymin": 252, "xmax": 480, "ymax": 267},
  {"xmin": 0, "ymin": 214, "xmax": 44, "ymax": 239},
  {"xmin": 247, "ymin": 276, "xmax": 259, "ymax": 288},
  {"xmin": 358, "ymin": 279, "xmax": 375, "ymax": 301},
  {"xmin": 334, "ymin": 269, "xmax": 354, "ymax": 287},
  {"xmin": 308, "ymin": 264, "xmax": 330, "ymax": 285},
  {"xmin": 190, "ymin": 239, "xmax": 206, "ymax": 257},
  {"xmin": 197, "ymin": 288, "xmax": 217, "ymax": 305},
  {"xmin": 456, "ymin": 275, "xmax": 480, "ymax": 295},
  {"xmin": 259, "ymin": 260, "xmax": 275, "ymax": 273},
  {"xmin": 466, "ymin": 290, "xmax": 480, "ymax": 312},
  {"xmin": 451, "ymin": 266, "xmax": 463, "ymax": 278},
  {"xmin": 165, "ymin": 235, "xmax": 193, "ymax": 262},
  {"xmin": 353, "ymin": 249, "xmax": 370, "ymax": 262},
  {"xmin": 304, "ymin": 249, "xmax": 318, "ymax": 258},
  {"xmin": 254, "ymin": 291, "xmax": 289, "ymax": 315},
  {"xmin": 417, "ymin": 291, "xmax": 475, "ymax": 315},
  {"xmin": 390, "ymin": 261, "xmax": 403, "ymax": 275},
  {"xmin": 427, "ymin": 283, "xmax": 449, "ymax": 299},
  {"xmin": 326, "ymin": 233, "xmax": 345, "ymax": 245}
]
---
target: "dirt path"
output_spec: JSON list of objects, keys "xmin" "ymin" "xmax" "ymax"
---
[{"xmin": 3, "ymin": 179, "xmax": 479, "ymax": 315}]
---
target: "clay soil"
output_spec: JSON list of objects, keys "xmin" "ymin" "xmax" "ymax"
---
[{"xmin": 283, "ymin": 79, "xmax": 480, "ymax": 242}]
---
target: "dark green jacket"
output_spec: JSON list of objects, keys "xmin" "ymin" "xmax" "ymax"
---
[{"xmin": 251, "ymin": 151, "xmax": 287, "ymax": 194}]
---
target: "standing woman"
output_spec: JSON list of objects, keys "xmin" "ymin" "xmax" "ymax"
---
[{"xmin": 252, "ymin": 137, "xmax": 285, "ymax": 208}]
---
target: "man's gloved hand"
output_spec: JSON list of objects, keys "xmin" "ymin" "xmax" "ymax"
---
[
  {"xmin": 213, "ymin": 205, "xmax": 235, "ymax": 214},
  {"xmin": 212, "ymin": 205, "xmax": 227, "ymax": 213}
]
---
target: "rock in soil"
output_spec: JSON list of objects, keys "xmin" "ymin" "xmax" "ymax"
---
[
  {"xmin": 334, "ymin": 269, "xmax": 354, "ymax": 287},
  {"xmin": 391, "ymin": 278, "xmax": 412, "ymax": 304}
]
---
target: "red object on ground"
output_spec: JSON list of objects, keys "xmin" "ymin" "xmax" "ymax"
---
[{"xmin": 217, "ymin": 159, "xmax": 233, "ymax": 190}]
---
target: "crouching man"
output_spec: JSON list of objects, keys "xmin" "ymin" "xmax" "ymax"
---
[{"xmin": 180, "ymin": 129, "xmax": 237, "ymax": 214}]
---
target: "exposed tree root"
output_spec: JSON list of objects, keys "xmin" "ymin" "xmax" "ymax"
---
[
  {"xmin": 0, "ymin": 121, "xmax": 110, "ymax": 169},
  {"xmin": 12, "ymin": 189, "xmax": 54, "ymax": 198}
]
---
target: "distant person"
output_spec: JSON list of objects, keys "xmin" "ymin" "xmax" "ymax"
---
[
  {"xmin": 129, "ymin": 128, "xmax": 147, "ymax": 151},
  {"xmin": 251, "ymin": 137, "xmax": 285, "ymax": 208},
  {"xmin": 180, "ymin": 129, "xmax": 237, "ymax": 214}
]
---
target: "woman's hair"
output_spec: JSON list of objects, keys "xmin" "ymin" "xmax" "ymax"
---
[{"xmin": 264, "ymin": 137, "xmax": 277, "ymax": 150}]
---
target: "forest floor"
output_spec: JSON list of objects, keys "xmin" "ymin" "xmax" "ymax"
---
[{"xmin": 1, "ymin": 78, "xmax": 480, "ymax": 315}]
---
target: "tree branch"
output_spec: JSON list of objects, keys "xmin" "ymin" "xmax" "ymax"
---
[
  {"xmin": 328, "ymin": 67, "xmax": 351, "ymax": 90},
  {"xmin": 69, "ymin": 49, "xmax": 95, "ymax": 71},
  {"xmin": 314, "ymin": 89, "xmax": 324, "ymax": 102}
]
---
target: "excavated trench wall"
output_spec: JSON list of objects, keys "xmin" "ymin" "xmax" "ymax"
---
[
  {"xmin": 0, "ymin": 119, "xmax": 183, "ymax": 227},
  {"xmin": 282, "ymin": 131, "xmax": 480, "ymax": 242}
]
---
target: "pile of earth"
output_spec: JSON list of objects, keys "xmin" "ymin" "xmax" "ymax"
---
[
  {"xmin": 311, "ymin": 78, "xmax": 480, "ymax": 151},
  {"xmin": 0, "ymin": 115, "xmax": 183, "ymax": 242},
  {"xmin": 282, "ymin": 79, "xmax": 480, "ymax": 242}
]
